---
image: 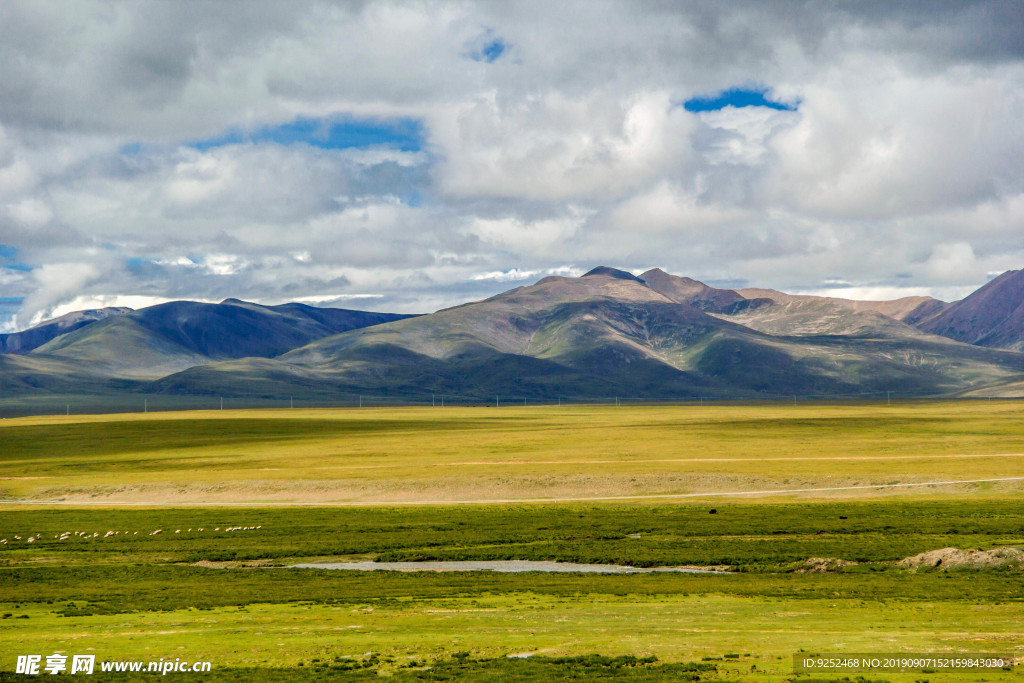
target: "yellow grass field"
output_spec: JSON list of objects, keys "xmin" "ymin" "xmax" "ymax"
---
[{"xmin": 2, "ymin": 401, "xmax": 1023, "ymax": 506}]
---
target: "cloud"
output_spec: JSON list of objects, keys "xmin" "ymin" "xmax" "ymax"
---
[
  {"xmin": 766, "ymin": 59, "xmax": 1024, "ymax": 218},
  {"xmin": 431, "ymin": 90, "xmax": 696, "ymax": 201},
  {"xmin": 19, "ymin": 261, "xmax": 104, "ymax": 327},
  {"xmin": 45, "ymin": 294, "xmax": 187, "ymax": 320},
  {"xmin": 796, "ymin": 284, "xmax": 980, "ymax": 304},
  {"xmin": 464, "ymin": 212, "xmax": 588, "ymax": 252},
  {"xmin": 696, "ymin": 105, "xmax": 800, "ymax": 167},
  {"xmin": 472, "ymin": 265, "xmax": 580, "ymax": 282},
  {"xmin": 923, "ymin": 242, "xmax": 981, "ymax": 284},
  {"xmin": 0, "ymin": 1, "xmax": 1022, "ymax": 328},
  {"xmin": 601, "ymin": 181, "xmax": 754, "ymax": 235}
]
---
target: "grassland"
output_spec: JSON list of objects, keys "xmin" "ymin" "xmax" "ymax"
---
[
  {"xmin": 2, "ymin": 500, "xmax": 1024, "ymax": 569},
  {"xmin": 1, "ymin": 403, "xmax": 1022, "ymax": 680},
  {"xmin": 2, "ymin": 501, "xmax": 1023, "ymax": 681},
  {"xmin": 1, "ymin": 501, "xmax": 1022, "ymax": 681},
  {"xmin": 2, "ymin": 401, "xmax": 1023, "ymax": 504}
]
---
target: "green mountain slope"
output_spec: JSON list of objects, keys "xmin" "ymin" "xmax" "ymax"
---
[
  {"xmin": 714, "ymin": 296, "xmax": 940, "ymax": 339},
  {"xmin": 153, "ymin": 270, "xmax": 1024, "ymax": 400},
  {"xmin": 34, "ymin": 317, "xmax": 211, "ymax": 379},
  {"xmin": 9, "ymin": 267, "xmax": 1024, "ymax": 401},
  {"xmin": 0, "ymin": 307, "xmax": 132, "ymax": 354},
  {"xmin": 0, "ymin": 353, "xmax": 139, "ymax": 396},
  {"xmin": 30, "ymin": 299, "xmax": 414, "ymax": 380}
]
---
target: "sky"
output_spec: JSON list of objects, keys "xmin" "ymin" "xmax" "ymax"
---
[{"xmin": 0, "ymin": 1, "xmax": 1022, "ymax": 331}]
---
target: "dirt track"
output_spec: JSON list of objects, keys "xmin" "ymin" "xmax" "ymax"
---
[
  {"xmin": 299, "ymin": 451, "xmax": 1024, "ymax": 472},
  {"xmin": 2, "ymin": 476, "xmax": 1022, "ymax": 507}
]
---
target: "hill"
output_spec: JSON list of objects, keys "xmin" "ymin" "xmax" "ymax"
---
[
  {"xmin": 154, "ymin": 270, "xmax": 1024, "ymax": 400},
  {"xmin": 8, "ymin": 268, "xmax": 1024, "ymax": 401},
  {"xmin": 0, "ymin": 307, "xmax": 131, "ymax": 354},
  {"xmin": 717, "ymin": 294, "xmax": 941, "ymax": 339},
  {"xmin": 736, "ymin": 288, "xmax": 949, "ymax": 324},
  {"xmin": 640, "ymin": 268, "xmax": 760, "ymax": 313},
  {"xmin": 31, "ymin": 300, "xmax": 414, "ymax": 379},
  {"xmin": 918, "ymin": 269, "xmax": 1024, "ymax": 351},
  {"xmin": 0, "ymin": 352, "xmax": 140, "ymax": 396}
]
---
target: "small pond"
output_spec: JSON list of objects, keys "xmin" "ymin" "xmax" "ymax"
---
[{"xmin": 290, "ymin": 560, "xmax": 727, "ymax": 574}]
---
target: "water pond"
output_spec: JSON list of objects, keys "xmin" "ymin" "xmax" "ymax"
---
[{"xmin": 290, "ymin": 560, "xmax": 727, "ymax": 574}]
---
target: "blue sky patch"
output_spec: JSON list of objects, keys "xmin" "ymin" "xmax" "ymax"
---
[
  {"xmin": 0, "ymin": 244, "xmax": 31, "ymax": 271},
  {"xmin": 126, "ymin": 256, "xmax": 204, "ymax": 272},
  {"xmin": 469, "ymin": 28, "xmax": 507, "ymax": 63},
  {"xmin": 405, "ymin": 189, "xmax": 425, "ymax": 208},
  {"xmin": 683, "ymin": 87, "xmax": 798, "ymax": 113},
  {"xmin": 477, "ymin": 37, "xmax": 506, "ymax": 62},
  {"xmin": 187, "ymin": 116, "xmax": 425, "ymax": 153},
  {"xmin": 125, "ymin": 257, "xmax": 153, "ymax": 269}
]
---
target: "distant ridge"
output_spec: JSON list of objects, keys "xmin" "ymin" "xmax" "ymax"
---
[
  {"xmin": 30, "ymin": 299, "xmax": 415, "ymax": 379},
  {"xmin": 641, "ymin": 268, "xmax": 754, "ymax": 313},
  {"xmin": 919, "ymin": 269, "xmax": 1024, "ymax": 351},
  {"xmin": 582, "ymin": 266, "xmax": 646, "ymax": 282},
  {"xmin": 153, "ymin": 267, "xmax": 1024, "ymax": 400},
  {"xmin": 0, "ymin": 307, "xmax": 132, "ymax": 354},
  {"xmin": 735, "ymin": 288, "xmax": 948, "ymax": 322},
  {"xmin": 5, "ymin": 267, "xmax": 1024, "ymax": 399}
]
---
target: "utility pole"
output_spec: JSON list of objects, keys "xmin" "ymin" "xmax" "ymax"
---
[
  {"xmin": 441, "ymin": 394, "xmax": 444, "ymax": 407},
  {"xmin": 432, "ymin": 394, "xmax": 435, "ymax": 407},
  {"xmin": 887, "ymin": 390, "xmax": 891, "ymax": 406},
  {"xmin": 290, "ymin": 396, "xmax": 293, "ymax": 409},
  {"xmin": 496, "ymin": 395, "xmax": 500, "ymax": 408},
  {"xmin": 220, "ymin": 397, "xmax": 223, "ymax": 410},
  {"xmin": 66, "ymin": 404, "xmax": 69, "ymax": 416},
  {"xmin": 144, "ymin": 399, "xmax": 147, "ymax": 413}
]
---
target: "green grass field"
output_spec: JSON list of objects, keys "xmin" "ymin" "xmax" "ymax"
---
[{"xmin": 1, "ymin": 403, "xmax": 1022, "ymax": 680}]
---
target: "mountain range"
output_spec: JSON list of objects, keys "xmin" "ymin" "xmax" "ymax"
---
[{"xmin": 3, "ymin": 267, "xmax": 1024, "ymax": 401}]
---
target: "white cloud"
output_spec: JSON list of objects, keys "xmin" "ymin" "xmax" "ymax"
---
[
  {"xmin": 20, "ymin": 261, "xmax": 104, "ymax": 327},
  {"xmin": 0, "ymin": 1, "xmax": 1022, "ymax": 324},
  {"xmin": 766, "ymin": 59, "xmax": 1024, "ymax": 218},
  {"xmin": 432, "ymin": 91, "xmax": 695, "ymax": 201},
  {"xmin": 923, "ymin": 242, "xmax": 980, "ymax": 284},
  {"xmin": 164, "ymin": 152, "xmax": 238, "ymax": 206},
  {"xmin": 697, "ymin": 105, "xmax": 799, "ymax": 166},
  {"xmin": 472, "ymin": 265, "xmax": 582, "ymax": 282},
  {"xmin": 797, "ymin": 285, "xmax": 979, "ymax": 303},
  {"xmin": 6, "ymin": 197, "xmax": 53, "ymax": 225},
  {"xmin": 602, "ymin": 182, "xmax": 754, "ymax": 235},
  {"xmin": 46, "ymin": 294, "xmax": 188, "ymax": 319},
  {"xmin": 200, "ymin": 254, "xmax": 247, "ymax": 276},
  {"xmin": 464, "ymin": 212, "xmax": 587, "ymax": 252},
  {"xmin": 288, "ymin": 293, "xmax": 383, "ymax": 304}
]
